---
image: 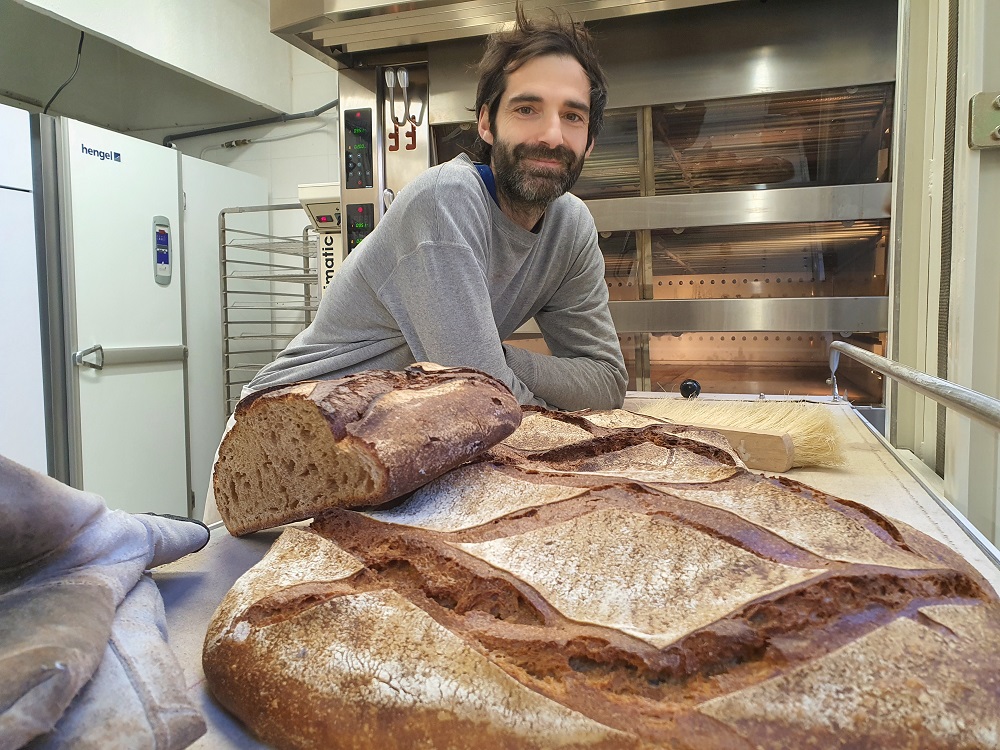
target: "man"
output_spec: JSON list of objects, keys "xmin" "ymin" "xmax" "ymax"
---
[{"xmin": 248, "ymin": 7, "xmax": 626, "ymax": 412}]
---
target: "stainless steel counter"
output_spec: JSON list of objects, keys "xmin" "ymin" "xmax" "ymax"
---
[{"xmin": 156, "ymin": 397, "xmax": 1000, "ymax": 748}]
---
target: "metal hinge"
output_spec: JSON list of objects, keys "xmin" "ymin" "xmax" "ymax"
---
[{"xmin": 969, "ymin": 92, "xmax": 1000, "ymax": 149}]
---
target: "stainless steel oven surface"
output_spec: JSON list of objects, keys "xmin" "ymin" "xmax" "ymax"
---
[
  {"xmin": 278, "ymin": 0, "xmax": 898, "ymax": 402},
  {"xmin": 498, "ymin": 83, "xmax": 894, "ymax": 402}
]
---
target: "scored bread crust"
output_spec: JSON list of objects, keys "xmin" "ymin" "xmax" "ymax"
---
[
  {"xmin": 212, "ymin": 364, "xmax": 521, "ymax": 536},
  {"xmin": 204, "ymin": 408, "xmax": 1000, "ymax": 749},
  {"xmin": 203, "ymin": 527, "xmax": 638, "ymax": 750}
]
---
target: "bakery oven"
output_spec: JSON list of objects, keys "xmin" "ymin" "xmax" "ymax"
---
[{"xmin": 273, "ymin": 0, "xmax": 898, "ymax": 405}]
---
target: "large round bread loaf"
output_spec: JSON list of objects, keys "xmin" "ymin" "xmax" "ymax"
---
[
  {"xmin": 212, "ymin": 364, "xmax": 521, "ymax": 536},
  {"xmin": 204, "ymin": 408, "xmax": 1000, "ymax": 749}
]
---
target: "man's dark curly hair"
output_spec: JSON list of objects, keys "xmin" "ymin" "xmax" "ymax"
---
[{"xmin": 470, "ymin": 4, "xmax": 608, "ymax": 164}]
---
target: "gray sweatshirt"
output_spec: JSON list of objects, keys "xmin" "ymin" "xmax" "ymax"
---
[{"xmin": 248, "ymin": 154, "xmax": 627, "ymax": 411}]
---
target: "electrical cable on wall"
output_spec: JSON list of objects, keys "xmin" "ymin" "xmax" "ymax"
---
[
  {"xmin": 43, "ymin": 31, "xmax": 85, "ymax": 114},
  {"xmin": 198, "ymin": 123, "xmax": 332, "ymax": 159},
  {"xmin": 252, "ymin": 123, "xmax": 329, "ymax": 144},
  {"xmin": 163, "ymin": 99, "xmax": 339, "ymax": 147}
]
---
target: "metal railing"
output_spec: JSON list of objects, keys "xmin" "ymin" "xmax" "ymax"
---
[
  {"xmin": 829, "ymin": 342, "xmax": 1000, "ymax": 431},
  {"xmin": 829, "ymin": 341, "xmax": 1000, "ymax": 570}
]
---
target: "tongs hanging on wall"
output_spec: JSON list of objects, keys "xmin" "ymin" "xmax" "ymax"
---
[{"xmin": 384, "ymin": 67, "xmax": 423, "ymax": 126}]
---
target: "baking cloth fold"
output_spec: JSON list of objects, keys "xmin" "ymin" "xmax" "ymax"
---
[{"xmin": 0, "ymin": 454, "xmax": 209, "ymax": 750}]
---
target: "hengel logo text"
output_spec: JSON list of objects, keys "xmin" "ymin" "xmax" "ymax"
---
[{"xmin": 81, "ymin": 144, "xmax": 121, "ymax": 162}]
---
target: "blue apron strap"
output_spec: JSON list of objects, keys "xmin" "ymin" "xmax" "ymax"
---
[{"xmin": 474, "ymin": 162, "xmax": 499, "ymax": 206}]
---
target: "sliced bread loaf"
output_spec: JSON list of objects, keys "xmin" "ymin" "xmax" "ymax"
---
[{"xmin": 212, "ymin": 364, "xmax": 521, "ymax": 535}]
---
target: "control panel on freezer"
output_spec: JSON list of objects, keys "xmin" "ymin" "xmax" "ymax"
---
[{"xmin": 152, "ymin": 216, "xmax": 171, "ymax": 285}]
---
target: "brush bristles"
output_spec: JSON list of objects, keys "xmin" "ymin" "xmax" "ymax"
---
[{"xmin": 636, "ymin": 400, "xmax": 845, "ymax": 469}]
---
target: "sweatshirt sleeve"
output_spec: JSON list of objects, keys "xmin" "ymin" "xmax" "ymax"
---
[
  {"xmin": 374, "ymin": 240, "xmax": 550, "ymax": 407},
  {"xmin": 503, "ymin": 223, "xmax": 627, "ymax": 411}
]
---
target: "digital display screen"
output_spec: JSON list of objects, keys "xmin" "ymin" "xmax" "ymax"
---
[
  {"xmin": 155, "ymin": 230, "xmax": 169, "ymax": 247},
  {"xmin": 351, "ymin": 205, "xmax": 371, "ymax": 230},
  {"xmin": 346, "ymin": 203, "xmax": 374, "ymax": 252},
  {"xmin": 156, "ymin": 249, "xmax": 170, "ymax": 264},
  {"xmin": 344, "ymin": 109, "xmax": 373, "ymax": 189}
]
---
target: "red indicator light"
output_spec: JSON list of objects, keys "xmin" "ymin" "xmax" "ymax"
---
[
  {"xmin": 318, "ymin": 215, "xmax": 330, "ymax": 223},
  {"xmin": 355, "ymin": 112, "xmax": 361, "ymax": 118},
  {"xmin": 357, "ymin": 206, "xmax": 363, "ymax": 212}
]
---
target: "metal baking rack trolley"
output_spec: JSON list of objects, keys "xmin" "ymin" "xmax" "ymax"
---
[{"xmin": 218, "ymin": 204, "xmax": 320, "ymax": 415}]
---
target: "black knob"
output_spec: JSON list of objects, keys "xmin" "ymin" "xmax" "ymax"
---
[{"xmin": 680, "ymin": 379, "xmax": 701, "ymax": 399}]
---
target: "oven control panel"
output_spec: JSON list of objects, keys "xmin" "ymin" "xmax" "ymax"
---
[
  {"xmin": 345, "ymin": 203, "xmax": 375, "ymax": 252},
  {"xmin": 344, "ymin": 108, "xmax": 374, "ymax": 189}
]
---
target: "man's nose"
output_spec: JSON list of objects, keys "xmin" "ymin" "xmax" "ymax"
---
[{"xmin": 536, "ymin": 112, "xmax": 565, "ymax": 148}]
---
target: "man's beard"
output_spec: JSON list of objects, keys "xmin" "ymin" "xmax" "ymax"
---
[{"xmin": 491, "ymin": 138, "xmax": 586, "ymax": 212}]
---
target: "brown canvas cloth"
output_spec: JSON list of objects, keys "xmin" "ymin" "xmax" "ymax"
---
[{"xmin": 0, "ymin": 455, "xmax": 209, "ymax": 750}]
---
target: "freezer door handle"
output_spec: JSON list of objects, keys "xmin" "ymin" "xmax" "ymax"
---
[
  {"xmin": 73, "ymin": 344, "xmax": 104, "ymax": 370},
  {"xmin": 72, "ymin": 344, "xmax": 187, "ymax": 370}
]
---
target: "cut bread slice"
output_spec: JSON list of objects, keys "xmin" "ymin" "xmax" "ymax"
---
[{"xmin": 212, "ymin": 365, "xmax": 521, "ymax": 535}]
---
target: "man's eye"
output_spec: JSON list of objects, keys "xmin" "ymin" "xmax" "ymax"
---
[
  {"xmin": 517, "ymin": 106, "xmax": 534, "ymax": 115},
  {"xmin": 565, "ymin": 112, "xmax": 585, "ymax": 123}
]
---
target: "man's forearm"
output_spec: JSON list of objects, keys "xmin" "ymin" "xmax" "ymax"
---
[{"xmin": 503, "ymin": 344, "xmax": 625, "ymax": 411}]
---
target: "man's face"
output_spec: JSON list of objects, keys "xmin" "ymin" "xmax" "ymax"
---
[{"xmin": 478, "ymin": 54, "xmax": 595, "ymax": 210}]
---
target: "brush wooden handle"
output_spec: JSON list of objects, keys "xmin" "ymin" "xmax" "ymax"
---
[{"xmin": 685, "ymin": 424, "xmax": 795, "ymax": 472}]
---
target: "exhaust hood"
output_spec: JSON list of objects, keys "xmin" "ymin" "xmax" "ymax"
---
[{"xmin": 270, "ymin": 0, "xmax": 738, "ymax": 65}]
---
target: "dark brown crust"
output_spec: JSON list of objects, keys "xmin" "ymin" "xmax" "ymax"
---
[
  {"xmin": 307, "ymin": 475, "xmax": 991, "ymax": 748},
  {"xmin": 492, "ymin": 425, "xmax": 740, "ymax": 467},
  {"xmin": 203, "ymin": 627, "xmax": 640, "ymax": 750},
  {"xmin": 205, "ymin": 407, "xmax": 1000, "ymax": 749},
  {"xmin": 235, "ymin": 364, "xmax": 517, "ymax": 441},
  {"xmin": 767, "ymin": 474, "xmax": 997, "ymax": 597},
  {"xmin": 347, "ymin": 372, "xmax": 523, "ymax": 501},
  {"xmin": 213, "ymin": 364, "xmax": 521, "ymax": 535}
]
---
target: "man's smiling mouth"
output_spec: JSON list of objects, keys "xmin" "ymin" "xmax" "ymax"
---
[{"xmin": 524, "ymin": 157, "xmax": 564, "ymax": 170}]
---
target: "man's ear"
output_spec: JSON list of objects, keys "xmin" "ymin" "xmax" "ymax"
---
[
  {"xmin": 585, "ymin": 138, "xmax": 596, "ymax": 159},
  {"xmin": 477, "ymin": 104, "xmax": 494, "ymax": 145}
]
